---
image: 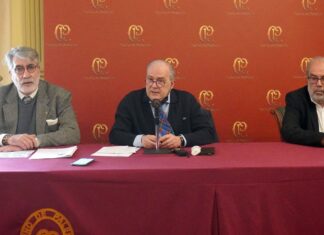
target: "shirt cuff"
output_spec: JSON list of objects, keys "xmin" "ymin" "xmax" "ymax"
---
[
  {"xmin": 133, "ymin": 135, "xmax": 144, "ymax": 147},
  {"xmin": 0, "ymin": 134, "xmax": 7, "ymax": 146},
  {"xmin": 180, "ymin": 134, "xmax": 187, "ymax": 147}
]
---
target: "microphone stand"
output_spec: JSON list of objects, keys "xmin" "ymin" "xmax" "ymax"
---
[
  {"xmin": 154, "ymin": 106, "xmax": 160, "ymax": 150},
  {"xmin": 143, "ymin": 99, "xmax": 172, "ymax": 154}
]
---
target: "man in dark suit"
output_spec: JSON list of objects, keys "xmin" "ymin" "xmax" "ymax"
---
[
  {"xmin": 281, "ymin": 56, "xmax": 324, "ymax": 146},
  {"xmin": 109, "ymin": 59, "xmax": 217, "ymax": 148},
  {"xmin": 0, "ymin": 46, "xmax": 80, "ymax": 151}
]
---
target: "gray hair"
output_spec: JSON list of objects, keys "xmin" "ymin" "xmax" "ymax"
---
[
  {"xmin": 306, "ymin": 56, "xmax": 324, "ymax": 77},
  {"xmin": 146, "ymin": 59, "xmax": 175, "ymax": 81},
  {"xmin": 4, "ymin": 46, "xmax": 39, "ymax": 70}
]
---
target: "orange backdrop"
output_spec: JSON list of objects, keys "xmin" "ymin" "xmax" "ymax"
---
[{"xmin": 44, "ymin": 0, "xmax": 324, "ymax": 143}]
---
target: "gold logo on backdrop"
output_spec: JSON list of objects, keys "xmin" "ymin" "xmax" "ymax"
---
[
  {"xmin": 93, "ymin": 124, "xmax": 109, "ymax": 141},
  {"xmin": 20, "ymin": 208, "xmax": 74, "ymax": 235},
  {"xmin": 128, "ymin": 25, "xmax": 144, "ymax": 42},
  {"xmin": 199, "ymin": 25, "xmax": 214, "ymax": 42},
  {"xmin": 163, "ymin": 0, "xmax": 178, "ymax": 9},
  {"xmin": 232, "ymin": 121, "xmax": 248, "ymax": 137},
  {"xmin": 302, "ymin": 0, "xmax": 317, "ymax": 10},
  {"xmin": 91, "ymin": 0, "xmax": 108, "ymax": 9},
  {"xmin": 198, "ymin": 90, "xmax": 214, "ymax": 109},
  {"xmin": 266, "ymin": 89, "xmax": 281, "ymax": 105},
  {"xmin": 234, "ymin": 0, "xmax": 249, "ymax": 9},
  {"xmin": 92, "ymin": 58, "xmax": 108, "ymax": 75},
  {"xmin": 267, "ymin": 26, "xmax": 282, "ymax": 42},
  {"xmin": 165, "ymin": 58, "xmax": 179, "ymax": 69},
  {"xmin": 300, "ymin": 57, "xmax": 312, "ymax": 74},
  {"xmin": 54, "ymin": 24, "xmax": 71, "ymax": 42},
  {"xmin": 233, "ymin": 57, "xmax": 248, "ymax": 74}
]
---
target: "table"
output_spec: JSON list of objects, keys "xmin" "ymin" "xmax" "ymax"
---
[{"xmin": 1, "ymin": 142, "xmax": 324, "ymax": 235}]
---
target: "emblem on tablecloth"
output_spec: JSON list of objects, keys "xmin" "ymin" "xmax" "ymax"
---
[{"xmin": 20, "ymin": 208, "xmax": 74, "ymax": 235}]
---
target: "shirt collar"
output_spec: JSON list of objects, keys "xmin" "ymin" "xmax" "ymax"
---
[{"xmin": 18, "ymin": 88, "xmax": 38, "ymax": 100}]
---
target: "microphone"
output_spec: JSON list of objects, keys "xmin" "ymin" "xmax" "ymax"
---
[{"xmin": 151, "ymin": 99, "xmax": 161, "ymax": 150}]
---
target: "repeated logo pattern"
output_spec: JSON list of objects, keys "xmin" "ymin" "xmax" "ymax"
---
[
  {"xmin": 163, "ymin": 0, "xmax": 178, "ymax": 10},
  {"xmin": 128, "ymin": 25, "xmax": 144, "ymax": 42},
  {"xmin": 302, "ymin": 0, "xmax": 317, "ymax": 10},
  {"xmin": 44, "ymin": 0, "xmax": 324, "ymax": 143},
  {"xmin": 300, "ymin": 57, "xmax": 312, "ymax": 74},
  {"xmin": 54, "ymin": 24, "xmax": 71, "ymax": 42},
  {"xmin": 93, "ymin": 123, "xmax": 109, "ymax": 141},
  {"xmin": 234, "ymin": 0, "xmax": 249, "ymax": 10},
  {"xmin": 91, "ymin": 0, "xmax": 108, "ymax": 9},
  {"xmin": 92, "ymin": 58, "xmax": 108, "ymax": 75},
  {"xmin": 198, "ymin": 90, "xmax": 214, "ymax": 109},
  {"xmin": 266, "ymin": 90, "xmax": 281, "ymax": 106},
  {"xmin": 267, "ymin": 26, "xmax": 283, "ymax": 43},
  {"xmin": 233, "ymin": 58, "xmax": 248, "ymax": 74},
  {"xmin": 232, "ymin": 121, "xmax": 248, "ymax": 138},
  {"xmin": 199, "ymin": 25, "xmax": 214, "ymax": 42}
]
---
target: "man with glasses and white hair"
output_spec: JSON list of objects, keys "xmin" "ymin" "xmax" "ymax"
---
[
  {"xmin": 109, "ymin": 59, "xmax": 217, "ymax": 149},
  {"xmin": 0, "ymin": 46, "xmax": 80, "ymax": 151},
  {"xmin": 282, "ymin": 56, "xmax": 324, "ymax": 146}
]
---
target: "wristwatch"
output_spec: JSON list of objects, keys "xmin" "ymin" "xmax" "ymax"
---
[
  {"xmin": 179, "ymin": 135, "xmax": 185, "ymax": 147},
  {"xmin": 2, "ymin": 134, "xmax": 12, "ymax": 146}
]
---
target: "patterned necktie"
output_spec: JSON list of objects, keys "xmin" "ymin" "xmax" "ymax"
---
[
  {"xmin": 159, "ymin": 107, "xmax": 174, "ymax": 137},
  {"xmin": 22, "ymin": 96, "xmax": 32, "ymax": 104}
]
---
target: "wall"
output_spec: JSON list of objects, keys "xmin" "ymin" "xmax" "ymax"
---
[{"xmin": 43, "ymin": 0, "xmax": 324, "ymax": 143}]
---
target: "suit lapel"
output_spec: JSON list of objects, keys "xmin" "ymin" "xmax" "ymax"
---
[
  {"xmin": 3, "ymin": 86, "xmax": 18, "ymax": 133},
  {"xmin": 141, "ymin": 92, "xmax": 155, "ymax": 133},
  {"xmin": 36, "ymin": 81, "xmax": 49, "ymax": 134},
  {"xmin": 168, "ymin": 90, "xmax": 179, "ymax": 131}
]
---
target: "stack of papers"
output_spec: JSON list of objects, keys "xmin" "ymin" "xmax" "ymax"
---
[
  {"xmin": 91, "ymin": 146, "xmax": 139, "ymax": 157},
  {"xmin": 29, "ymin": 146, "xmax": 78, "ymax": 160},
  {"xmin": 0, "ymin": 150, "xmax": 34, "ymax": 158}
]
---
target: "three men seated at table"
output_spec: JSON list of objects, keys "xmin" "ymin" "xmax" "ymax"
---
[{"xmin": 3, "ymin": 46, "xmax": 324, "ymax": 149}]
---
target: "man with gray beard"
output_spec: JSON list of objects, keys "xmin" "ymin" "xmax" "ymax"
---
[{"xmin": 282, "ymin": 56, "xmax": 324, "ymax": 146}]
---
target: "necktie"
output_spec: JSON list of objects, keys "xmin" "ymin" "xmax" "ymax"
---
[
  {"xmin": 159, "ymin": 108, "xmax": 174, "ymax": 137},
  {"xmin": 22, "ymin": 96, "xmax": 32, "ymax": 104}
]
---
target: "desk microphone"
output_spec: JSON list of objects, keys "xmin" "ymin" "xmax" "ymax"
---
[{"xmin": 151, "ymin": 99, "xmax": 161, "ymax": 150}]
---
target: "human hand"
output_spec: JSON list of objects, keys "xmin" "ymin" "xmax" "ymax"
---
[
  {"xmin": 7, "ymin": 134, "xmax": 38, "ymax": 150},
  {"xmin": 0, "ymin": 145, "xmax": 24, "ymax": 152},
  {"xmin": 159, "ymin": 134, "xmax": 181, "ymax": 149},
  {"xmin": 142, "ymin": 135, "xmax": 157, "ymax": 149}
]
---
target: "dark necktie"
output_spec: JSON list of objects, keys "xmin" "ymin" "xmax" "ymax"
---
[{"xmin": 22, "ymin": 96, "xmax": 32, "ymax": 104}]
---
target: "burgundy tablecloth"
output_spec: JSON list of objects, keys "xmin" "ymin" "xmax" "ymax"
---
[{"xmin": 1, "ymin": 142, "xmax": 324, "ymax": 235}]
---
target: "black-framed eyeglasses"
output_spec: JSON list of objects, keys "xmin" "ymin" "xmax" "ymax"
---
[
  {"xmin": 146, "ymin": 78, "xmax": 167, "ymax": 88},
  {"xmin": 13, "ymin": 64, "xmax": 38, "ymax": 75},
  {"xmin": 308, "ymin": 74, "xmax": 324, "ymax": 84}
]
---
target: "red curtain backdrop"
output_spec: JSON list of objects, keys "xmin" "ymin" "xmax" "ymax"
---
[{"xmin": 44, "ymin": 0, "xmax": 324, "ymax": 143}]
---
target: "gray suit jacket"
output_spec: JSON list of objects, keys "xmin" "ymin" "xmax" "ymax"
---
[{"xmin": 0, "ymin": 80, "xmax": 80, "ymax": 147}]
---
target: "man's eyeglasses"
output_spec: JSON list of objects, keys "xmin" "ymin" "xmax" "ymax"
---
[
  {"xmin": 13, "ymin": 64, "xmax": 38, "ymax": 75},
  {"xmin": 146, "ymin": 78, "xmax": 167, "ymax": 88}
]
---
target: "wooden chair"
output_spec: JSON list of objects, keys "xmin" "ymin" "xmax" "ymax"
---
[{"xmin": 271, "ymin": 106, "xmax": 285, "ymax": 129}]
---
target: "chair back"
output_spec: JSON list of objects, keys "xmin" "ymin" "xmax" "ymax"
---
[{"xmin": 271, "ymin": 106, "xmax": 285, "ymax": 129}]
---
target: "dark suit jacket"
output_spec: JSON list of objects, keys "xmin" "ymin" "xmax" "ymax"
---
[
  {"xmin": 109, "ymin": 88, "xmax": 217, "ymax": 146},
  {"xmin": 281, "ymin": 85, "xmax": 324, "ymax": 146},
  {"xmin": 0, "ymin": 80, "xmax": 80, "ymax": 147}
]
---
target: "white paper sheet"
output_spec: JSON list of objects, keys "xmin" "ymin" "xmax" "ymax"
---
[
  {"xmin": 0, "ymin": 150, "xmax": 34, "ymax": 158},
  {"xmin": 29, "ymin": 146, "xmax": 78, "ymax": 159},
  {"xmin": 91, "ymin": 146, "xmax": 139, "ymax": 157}
]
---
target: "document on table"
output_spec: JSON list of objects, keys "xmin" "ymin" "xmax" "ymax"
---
[
  {"xmin": 91, "ymin": 146, "xmax": 140, "ymax": 157},
  {"xmin": 0, "ymin": 150, "xmax": 34, "ymax": 158},
  {"xmin": 29, "ymin": 146, "xmax": 78, "ymax": 159}
]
